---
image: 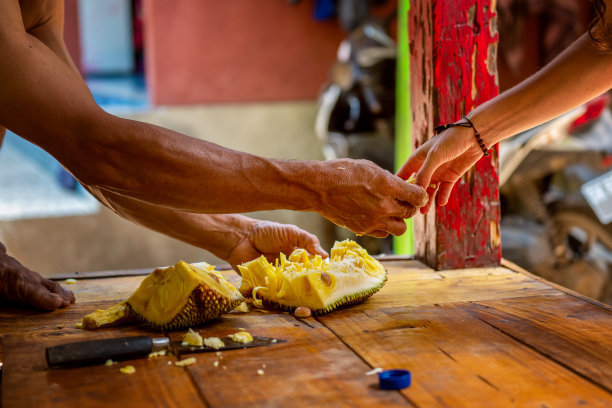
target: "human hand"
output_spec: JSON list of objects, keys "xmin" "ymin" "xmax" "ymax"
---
[
  {"xmin": 226, "ymin": 221, "xmax": 328, "ymax": 270},
  {"xmin": 317, "ymin": 158, "xmax": 428, "ymax": 237},
  {"xmin": 396, "ymin": 126, "xmax": 485, "ymax": 213},
  {"xmin": 0, "ymin": 242, "xmax": 75, "ymax": 311}
]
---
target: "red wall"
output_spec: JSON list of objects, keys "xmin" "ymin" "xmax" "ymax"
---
[{"xmin": 143, "ymin": 0, "xmax": 345, "ymax": 105}]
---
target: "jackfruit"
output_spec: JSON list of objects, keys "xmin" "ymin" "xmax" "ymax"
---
[
  {"xmin": 182, "ymin": 328, "xmax": 204, "ymax": 346},
  {"xmin": 80, "ymin": 261, "xmax": 243, "ymax": 331},
  {"xmin": 81, "ymin": 301, "xmax": 134, "ymax": 329},
  {"xmin": 228, "ymin": 331, "xmax": 253, "ymax": 344},
  {"xmin": 237, "ymin": 240, "xmax": 386, "ymax": 314}
]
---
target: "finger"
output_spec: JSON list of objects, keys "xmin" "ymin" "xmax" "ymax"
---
[
  {"xmin": 399, "ymin": 205, "xmax": 419, "ymax": 219},
  {"xmin": 43, "ymin": 279, "xmax": 75, "ymax": 307},
  {"xmin": 368, "ymin": 230, "xmax": 390, "ymax": 238},
  {"xmin": 414, "ymin": 149, "xmax": 440, "ymax": 189},
  {"xmin": 25, "ymin": 283, "xmax": 64, "ymax": 311},
  {"xmin": 396, "ymin": 157, "xmax": 422, "ymax": 180},
  {"xmin": 376, "ymin": 217, "xmax": 407, "ymax": 237},
  {"xmin": 306, "ymin": 242, "xmax": 328, "ymax": 258},
  {"xmin": 396, "ymin": 145, "xmax": 429, "ymax": 180},
  {"xmin": 437, "ymin": 182, "xmax": 455, "ymax": 206},
  {"xmin": 419, "ymin": 188, "xmax": 438, "ymax": 214},
  {"xmin": 395, "ymin": 182, "xmax": 429, "ymax": 209},
  {"xmin": 300, "ymin": 232, "xmax": 329, "ymax": 258}
]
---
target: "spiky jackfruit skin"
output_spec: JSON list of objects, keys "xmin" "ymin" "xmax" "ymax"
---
[
  {"xmin": 129, "ymin": 285, "xmax": 243, "ymax": 331},
  {"xmin": 237, "ymin": 240, "xmax": 386, "ymax": 314},
  {"xmin": 127, "ymin": 261, "xmax": 244, "ymax": 331},
  {"xmin": 81, "ymin": 261, "xmax": 243, "ymax": 331}
]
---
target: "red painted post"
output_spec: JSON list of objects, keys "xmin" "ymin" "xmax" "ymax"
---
[{"xmin": 409, "ymin": 0, "xmax": 501, "ymax": 269}]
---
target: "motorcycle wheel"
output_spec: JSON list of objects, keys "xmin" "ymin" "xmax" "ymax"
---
[{"xmin": 550, "ymin": 204, "xmax": 612, "ymax": 304}]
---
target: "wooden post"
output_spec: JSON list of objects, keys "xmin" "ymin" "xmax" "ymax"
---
[{"xmin": 409, "ymin": 0, "xmax": 502, "ymax": 269}]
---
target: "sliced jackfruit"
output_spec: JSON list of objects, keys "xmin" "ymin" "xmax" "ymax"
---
[
  {"xmin": 81, "ymin": 301, "xmax": 135, "ymax": 329},
  {"xmin": 80, "ymin": 261, "xmax": 243, "ymax": 331},
  {"xmin": 237, "ymin": 240, "xmax": 386, "ymax": 314}
]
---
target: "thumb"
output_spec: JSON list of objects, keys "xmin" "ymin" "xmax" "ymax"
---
[
  {"xmin": 396, "ymin": 151, "xmax": 425, "ymax": 180},
  {"xmin": 297, "ymin": 230, "xmax": 328, "ymax": 258},
  {"xmin": 414, "ymin": 149, "xmax": 440, "ymax": 189}
]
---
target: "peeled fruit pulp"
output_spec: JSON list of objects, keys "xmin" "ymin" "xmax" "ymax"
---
[{"xmin": 237, "ymin": 240, "xmax": 386, "ymax": 314}]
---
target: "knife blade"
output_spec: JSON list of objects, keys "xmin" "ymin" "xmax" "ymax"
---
[{"xmin": 46, "ymin": 335, "xmax": 286, "ymax": 368}]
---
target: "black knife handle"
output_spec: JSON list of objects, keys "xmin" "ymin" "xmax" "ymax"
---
[{"xmin": 46, "ymin": 336, "xmax": 153, "ymax": 368}]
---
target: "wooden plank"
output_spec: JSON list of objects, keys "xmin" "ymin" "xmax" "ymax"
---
[
  {"xmin": 44, "ymin": 268, "xmax": 243, "ymax": 305},
  {"xmin": 502, "ymin": 258, "xmax": 612, "ymax": 312},
  {"xmin": 410, "ymin": 0, "xmax": 501, "ymax": 269},
  {"xmin": 1, "ymin": 328, "xmax": 204, "ymax": 408},
  {"xmin": 49, "ymin": 264, "xmax": 234, "ymax": 281},
  {"xmin": 0, "ymin": 302, "xmax": 114, "ymax": 336},
  {"xmin": 317, "ymin": 304, "xmax": 612, "ymax": 407},
  {"xmin": 361, "ymin": 264, "xmax": 559, "ymax": 310},
  {"xmin": 167, "ymin": 312, "xmax": 412, "ymax": 408},
  {"xmin": 462, "ymin": 294, "xmax": 612, "ymax": 392}
]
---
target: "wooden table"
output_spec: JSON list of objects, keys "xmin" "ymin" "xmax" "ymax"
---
[{"xmin": 1, "ymin": 259, "xmax": 611, "ymax": 407}]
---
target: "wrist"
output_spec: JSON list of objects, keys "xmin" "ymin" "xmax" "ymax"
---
[
  {"xmin": 268, "ymin": 159, "xmax": 324, "ymax": 213},
  {"xmin": 467, "ymin": 109, "xmax": 504, "ymax": 149}
]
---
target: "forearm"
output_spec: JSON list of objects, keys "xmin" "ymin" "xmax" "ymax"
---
[
  {"xmin": 88, "ymin": 186, "xmax": 257, "ymax": 261},
  {"xmin": 0, "ymin": 29, "xmax": 323, "ymax": 215},
  {"xmin": 472, "ymin": 33, "xmax": 612, "ymax": 145},
  {"xmin": 77, "ymin": 116, "xmax": 325, "ymax": 214}
]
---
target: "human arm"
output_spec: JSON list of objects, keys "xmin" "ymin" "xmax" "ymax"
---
[
  {"xmin": 397, "ymin": 29, "xmax": 612, "ymax": 212},
  {"xmin": 88, "ymin": 186, "xmax": 327, "ymax": 269},
  {"xmin": 0, "ymin": 1, "xmax": 427, "ymax": 238}
]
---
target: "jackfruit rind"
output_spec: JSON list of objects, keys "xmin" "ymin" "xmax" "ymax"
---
[
  {"xmin": 237, "ymin": 240, "xmax": 386, "ymax": 314},
  {"xmin": 127, "ymin": 260, "xmax": 244, "ymax": 330}
]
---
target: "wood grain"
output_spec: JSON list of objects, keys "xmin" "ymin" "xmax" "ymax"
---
[
  {"xmin": 318, "ymin": 304, "xmax": 612, "ymax": 407},
  {"xmin": 364, "ymin": 262, "xmax": 559, "ymax": 309},
  {"xmin": 2, "ymin": 260, "xmax": 611, "ymax": 407},
  {"xmin": 167, "ymin": 313, "xmax": 412, "ymax": 408},
  {"xmin": 1, "ymin": 328, "xmax": 203, "ymax": 408},
  {"xmin": 463, "ymin": 294, "xmax": 612, "ymax": 392}
]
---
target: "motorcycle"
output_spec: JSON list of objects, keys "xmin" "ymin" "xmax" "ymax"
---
[{"xmin": 500, "ymin": 93, "xmax": 612, "ymax": 303}]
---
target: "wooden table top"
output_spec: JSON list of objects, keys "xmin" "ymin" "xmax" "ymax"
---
[{"xmin": 1, "ymin": 258, "xmax": 611, "ymax": 407}]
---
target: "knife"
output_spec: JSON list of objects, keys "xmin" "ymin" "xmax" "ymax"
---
[{"xmin": 46, "ymin": 335, "xmax": 286, "ymax": 368}]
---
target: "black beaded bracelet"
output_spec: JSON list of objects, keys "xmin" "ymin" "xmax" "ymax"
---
[{"xmin": 433, "ymin": 115, "xmax": 489, "ymax": 156}]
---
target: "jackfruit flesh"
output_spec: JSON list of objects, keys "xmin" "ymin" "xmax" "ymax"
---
[
  {"xmin": 80, "ymin": 261, "xmax": 243, "ymax": 331},
  {"xmin": 237, "ymin": 240, "xmax": 386, "ymax": 314},
  {"xmin": 81, "ymin": 301, "xmax": 134, "ymax": 329},
  {"xmin": 127, "ymin": 261, "xmax": 244, "ymax": 330}
]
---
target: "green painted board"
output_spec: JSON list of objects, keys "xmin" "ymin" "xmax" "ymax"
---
[{"xmin": 394, "ymin": 0, "xmax": 413, "ymax": 255}]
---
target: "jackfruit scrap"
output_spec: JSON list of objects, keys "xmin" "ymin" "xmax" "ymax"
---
[
  {"xmin": 228, "ymin": 331, "xmax": 253, "ymax": 344},
  {"xmin": 182, "ymin": 328, "xmax": 204, "ymax": 346},
  {"xmin": 204, "ymin": 337, "xmax": 225, "ymax": 350},
  {"xmin": 81, "ymin": 301, "xmax": 134, "ymax": 329},
  {"xmin": 237, "ymin": 240, "xmax": 386, "ymax": 314},
  {"xmin": 120, "ymin": 365, "xmax": 135, "ymax": 374},
  {"xmin": 175, "ymin": 357, "xmax": 196, "ymax": 367},
  {"xmin": 80, "ymin": 261, "xmax": 244, "ymax": 331}
]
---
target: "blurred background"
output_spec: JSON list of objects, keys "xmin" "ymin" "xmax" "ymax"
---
[{"xmin": 1, "ymin": 0, "xmax": 612, "ymax": 304}]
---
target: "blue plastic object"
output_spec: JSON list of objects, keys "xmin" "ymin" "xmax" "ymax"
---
[{"xmin": 378, "ymin": 369, "xmax": 412, "ymax": 390}]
